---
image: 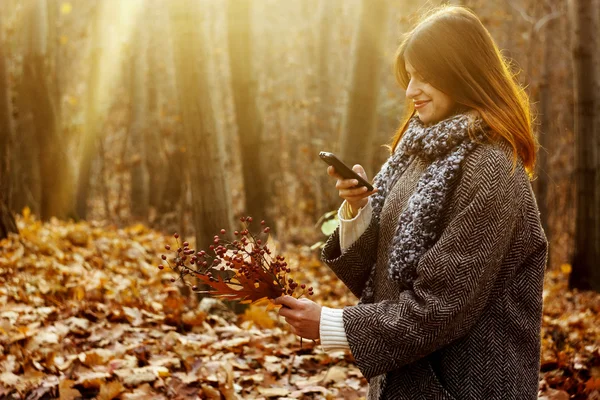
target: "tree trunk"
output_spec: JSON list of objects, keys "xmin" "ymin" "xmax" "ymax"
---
[
  {"xmin": 129, "ymin": 19, "xmax": 150, "ymax": 220},
  {"xmin": 339, "ymin": 0, "xmax": 388, "ymax": 176},
  {"xmin": 0, "ymin": 8, "xmax": 18, "ymax": 239},
  {"xmin": 75, "ymin": 2, "xmax": 103, "ymax": 220},
  {"xmin": 226, "ymin": 0, "xmax": 272, "ymax": 228},
  {"xmin": 316, "ymin": 0, "xmax": 335, "ymax": 136},
  {"xmin": 145, "ymin": 2, "xmax": 166, "ymax": 211},
  {"xmin": 315, "ymin": 0, "xmax": 343, "ymax": 216},
  {"xmin": 26, "ymin": 0, "xmax": 74, "ymax": 221},
  {"xmin": 11, "ymin": 1, "xmax": 42, "ymax": 217},
  {"xmin": 570, "ymin": 0, "xmax": 600, "ymax": 291},
  {"xmin": 535, "ymin": 4, "xmax": 556, "ymax": 268},
  {"xmin": 169, "ymin": 0, "xmax": 234, "ymax": 251}
]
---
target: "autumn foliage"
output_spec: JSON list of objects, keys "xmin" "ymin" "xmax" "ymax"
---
[
  {"xmin": 159, "ymin": 217, "xmax": 313, "ymax": 305},
  {"xmin": 0, "ymin": 212, "xmax": 598, "ymax": 399}
]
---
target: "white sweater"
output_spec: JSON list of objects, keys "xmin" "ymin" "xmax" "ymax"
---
[{"xmin": 319, "ymin": 198, "xmax": 373, "ymax": 353}]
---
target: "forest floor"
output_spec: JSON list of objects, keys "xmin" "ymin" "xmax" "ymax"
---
[{"xmin": 0, "ymin": 212, "xmax": 599, "ymax": 400}]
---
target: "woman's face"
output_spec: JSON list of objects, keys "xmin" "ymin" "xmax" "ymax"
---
[{"xmin": 405, "ymin": 61, "xmax": 458, "ymax": 126}]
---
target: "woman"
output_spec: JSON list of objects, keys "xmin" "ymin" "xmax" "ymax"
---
[{"xmin": 274, "ymin": 5, "xmax": 548, "ymax": 399}]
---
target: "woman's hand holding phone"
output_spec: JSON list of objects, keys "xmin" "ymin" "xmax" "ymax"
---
[{"xmin": 327, "ymin": 164, "xmax": 378, "ymax": 217}]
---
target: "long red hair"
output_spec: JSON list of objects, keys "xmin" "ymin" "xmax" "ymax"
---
[{"xmin": 390, "ymin": 6, "xmax": 536, "ymax": 175}]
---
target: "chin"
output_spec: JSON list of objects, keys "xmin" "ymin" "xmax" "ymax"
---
[{"xmin": 417, "ymin": 113, "xmax": 433, "ymax": 126}]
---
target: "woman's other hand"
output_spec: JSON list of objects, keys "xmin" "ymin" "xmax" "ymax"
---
[
  {"xmin": 273, "ymin": 296, "xmax": 321, "ymax": 340},
  {"xmin": 327, "ymin": 164, "xmax": 378, "ymax": 216}
]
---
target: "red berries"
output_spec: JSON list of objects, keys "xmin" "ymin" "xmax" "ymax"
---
[{"xmin": 162, "ymin": 216, "xmax": 312, "ymax": 301}]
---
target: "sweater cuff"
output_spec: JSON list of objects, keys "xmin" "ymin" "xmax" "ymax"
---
[
  {"xmin": 339, "ymin": 198, "xmax": 373, "ymax": 251},
  {"xmin": 319, "ymin": 306, "xmax": 350, "ymax": 353}
]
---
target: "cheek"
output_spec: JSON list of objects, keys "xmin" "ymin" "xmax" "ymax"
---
[
  {"xmin": 440, "ymin": 94, "xmax": 455, "ymax": 111},
  {"xmin": 435, "ymin": 96, "xmax": 455, "ymax": 115}
]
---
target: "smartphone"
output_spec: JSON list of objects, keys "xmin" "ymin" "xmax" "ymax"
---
[{"xmin": 319, "ymin": 152, "xmax": 374, "ymax": 192}]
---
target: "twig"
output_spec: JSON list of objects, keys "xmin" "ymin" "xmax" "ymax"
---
[{"xmin": 287, "ymin": 352, "xmax": 296, "ymax": 385}]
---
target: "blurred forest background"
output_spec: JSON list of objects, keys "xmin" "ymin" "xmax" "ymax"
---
[
  {"xmin": 0, "ymin": 0, "xmax": 600, "ymax": 399},
  {"xmin": 0, "ymin": 0, "xmax": 599, "ymax": 287}
]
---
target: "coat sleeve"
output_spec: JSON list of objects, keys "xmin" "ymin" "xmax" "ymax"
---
[
  {"xmin": 321, "ymin": 212, "xmax": 379, "ymax": 299},
  {"xmin": 342, "ymin": 147, "xmax": 522, "ymax": 379}
]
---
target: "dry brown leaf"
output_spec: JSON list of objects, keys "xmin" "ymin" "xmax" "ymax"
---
[
  {"xmin": 323, "ymin": 365, "xmax": 347, "ymax": 384},
  {"xmin": 201, "ymin": 383, "xmax": 222, "ymax": 400},
  {"xmin": 117, "ymin": 368, "xmax": 158, "ymax": 387},
  {"xmin": 587, "ymin": 377, "xmax": 600, "ymax": 392},
  {"xmin": 59, "ymin": 379, "xmax": 82, "ymax": 400},
  {"xmin": 289, "ymin": 385, "xmax": 330, "ymax": 398},
  {"xmin": 0, "ymin": 372, "xmax": 20, "ymax": 387},
  {"xmin": 539, "ymin": 388, "xmax": 570, "ymax": 400},
  {"xmin": 80, "ymin": 348, "xmax": 113, "ymax": 367},
  {"xmin": 75, "ymin": 371, "xmax": 111, "ymax": 388},
  {"xmin": 257, "ymin": 387, "xmax": 290, "ymax": 397},
  {"xmin": 241, "ymin": 304, "xmax": 275, "ymax": 329},
  {"xmin": 66, "ymin": 229, "xmax": 89, "ymax": 247},
  {"xmin": 219, "ymin": 361, "xmax": 238, "ymax": 400},
  {"xmin": 181, "ymin": 310, "xmax": 207, "ymax": 326},
  {"xmin": 97, "ymin": 380, "xmax": 126, "ymax": 400},
  {"xmin": 120, "ymin": 383, "xmax": 163, "ymax": 400}
]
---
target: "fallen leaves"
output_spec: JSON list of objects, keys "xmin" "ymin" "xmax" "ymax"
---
[
  {"xmin": 96, "ymin": 380, "xmax": 125, "ymax": 400},
  {"xmin": 1, "ymin": 213, "xmax": 598, "ymax": 399},
  {"xmin": 242, "ymin": 303, "xmax": 276, "ymax": 329},
  {"xmin": 59, "ymin": 379, "xmax": 82, "ymax": 400},
  {"xmin": 538, "ymin": 267, "xmax": 600, "ymax": 399},
  {"xmin": 0, "ymin": 214, "xmax": 367, "ymax": 399}
]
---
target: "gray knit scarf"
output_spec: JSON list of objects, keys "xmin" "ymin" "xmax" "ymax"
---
[{"xmin": 361, "ymin": 112, "xmax": 487, "ymax": 303}]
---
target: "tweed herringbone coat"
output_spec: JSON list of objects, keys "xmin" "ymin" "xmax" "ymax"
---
[{"xmin": 321, "ymin": 140, "xmax": 548, "ymax": 399}]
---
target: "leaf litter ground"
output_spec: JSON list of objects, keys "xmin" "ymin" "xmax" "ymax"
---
[{"xmin": 0, "ymin": 214, "xmax": 598, "ymax": 399}]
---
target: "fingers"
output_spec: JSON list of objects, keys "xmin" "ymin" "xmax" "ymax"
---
[
  {"xmin": 326, "ymin": 163, "xmax": 378, "ymax": 208},
  {"xmin": 327, "ymin": 164, "xmax": 371, "ymax": 190},
  {"xmin": 335, "ymin": 178, "xmax": 360, "ymax": 190},
  {"xmin": 339, "ymin": 185, "xmax": 369, "ymax": 197},
  {"xmin": 278, "ymin": 306, "xmax": 295, "ymax": 319},
  {"xmin": 352, "ymin": 164, "xmax": 368, "ymax": 180},
  {"xmin": 326, "ymin": 166, "xmax": 337, "ymax": 178},
  {"xmin": 273, "ymin": 295, "xmax": 302, "ymax": 309}
]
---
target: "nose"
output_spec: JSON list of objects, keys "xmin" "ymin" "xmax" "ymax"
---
[{"xmin": 405, "ymin": 78, "xmax": 421, "ymax": 100}]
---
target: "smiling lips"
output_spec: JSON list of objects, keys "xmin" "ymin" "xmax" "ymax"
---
[{"xmin": 414, "ymin": 100, "xmax": 431, "ymax": 109}]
